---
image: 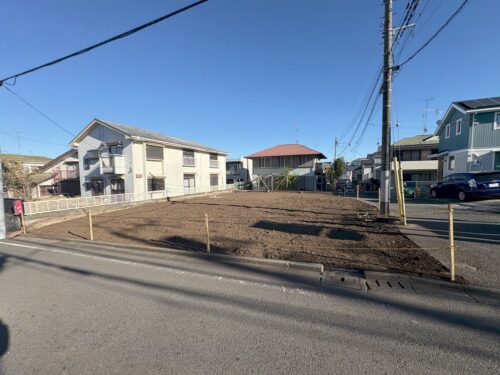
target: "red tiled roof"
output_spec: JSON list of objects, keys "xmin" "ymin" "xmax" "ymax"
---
[{"xmin": 246, "ymin": 144, "xmax": 326, "ymax": 159}]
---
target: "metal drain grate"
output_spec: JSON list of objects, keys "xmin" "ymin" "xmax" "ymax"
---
[{"xmin": 365, "ymin": 278, "xmax": 411, "ymax": 291}]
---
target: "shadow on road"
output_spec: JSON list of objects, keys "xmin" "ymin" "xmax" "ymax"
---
[
  {"xmin": 407, "ymin": 217, "xmax": 500, "ymax": 246},
  {"xmin": 0, "ymin": 256, "xmax": 10, "ymax": 359},
  {"xmin": 1, "ymin": 241, "xmax": 499, "ymax": 357}
]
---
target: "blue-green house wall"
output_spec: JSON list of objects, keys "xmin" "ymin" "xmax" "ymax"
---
[
  {"xmin": 470, "ymin": 112, "xmax": 500, "ymax": 149},
  {"xmin": 437, "ymin": 108, "xmax": 470, "ymax": 152},
  {"xmin": 438, "ymin": 108, "xmax": 500, "ymax": 151}
]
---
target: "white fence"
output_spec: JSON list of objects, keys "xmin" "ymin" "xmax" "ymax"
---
[{"xmin": 23, "ymin": 184, "xmax": 234, "ymax": 215}]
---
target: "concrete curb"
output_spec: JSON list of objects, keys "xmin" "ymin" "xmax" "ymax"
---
[{"xmin": 18, "ymin": 236, "xmax": 324, "ymax": 273}]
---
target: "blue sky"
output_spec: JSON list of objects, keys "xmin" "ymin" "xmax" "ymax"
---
[{"xmin": 1, "ymin": 0, "xmax": 498, "ymax": 160}]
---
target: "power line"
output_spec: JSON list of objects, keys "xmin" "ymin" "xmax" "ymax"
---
[
  {"xmin": 0, "ymin": 131, "xmax": 68, "ymax": 147},
  {"xmin": 396, "ymin": 0, "xmax": 470, "ymax": 68},
  {"xmin": 3, "ymin": 86, "xmax": 76, "ymax": 137},
  {"xmin": 341, "ymin": 0, "xmax": 419, "ymax": 153},
  {"xmin": 0, "ymin": 0, "xmax": 209, "ymax": 85}
]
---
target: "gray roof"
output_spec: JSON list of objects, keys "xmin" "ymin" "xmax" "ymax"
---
[
  {"xmin": 393, "ymin": 135, "xmax": 438, "ymax": 147},
  {"xmin": 454, "ymin": 96, "xmax": 500, "ymax": 111},
  {"xmin": 96, "ymin": 119, "xmax": 228, "ymax": 155}
]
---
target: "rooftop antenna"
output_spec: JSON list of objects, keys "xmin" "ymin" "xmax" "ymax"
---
[
  {"xmin": 295, "ymin": 125, "xmax": 299, "ymax": 144},
  {"xmin": 422, "ymin": 97, "xmax": 434, "ymax": 134}
]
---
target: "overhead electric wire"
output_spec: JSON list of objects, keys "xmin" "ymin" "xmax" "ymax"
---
[
  {"xmin": 396, "ymin": 0, "xmax": 470, "ymax": 68},
  {"xmin": 0, "ymin": 0, "xmax": 209, "ymax": 85},
  {"xmin": 0, "ymin": 131, "xmax": 68, "ymax": 147},
  {"xmin": 3, "ymin": 86, "xmax": 76, "ymax": 137},
  {"xmin": 340, "ymin": 0, "xmax": 418, "ymax": 158}
]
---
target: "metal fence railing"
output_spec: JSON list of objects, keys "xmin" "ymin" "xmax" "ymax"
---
[{"xmin": 23, "ymin": 183, "xmax": 234, "ymax": 215}]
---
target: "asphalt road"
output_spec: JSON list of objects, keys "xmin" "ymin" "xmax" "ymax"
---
[
  {"xmin": 0, "ymin": 238, "xmax": 499, "ymax": 374},
  {"xmin": 400, "ymin": 198, "xmax": 500, "ymax": 289}
]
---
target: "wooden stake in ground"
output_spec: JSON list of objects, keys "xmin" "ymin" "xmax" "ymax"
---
[
  {"xmin": 87, "ymin": 209, "xmax": 94, "ymax": 241},
  {"xmin": 448, "ymin": 204, "xmax": 455, "ymax": 281},
  {"xmin": 20, "ymin": 210, "xmax": 26, "ymax": 234},
  {"xmin": 204, "ymin": 212, "xmax": 210, "ymax": 253},
  {"xmin": 356, "ymin": 185, "xmax": 359, "ymax": 200},
  {"xmin": 378, "ymin": 187, "xmax": 381, "ymax": 211}
]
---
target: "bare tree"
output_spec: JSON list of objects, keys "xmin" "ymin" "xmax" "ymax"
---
[{"xmin": 2, "ymin": 161, "xmax": 34, "ymax": 200}]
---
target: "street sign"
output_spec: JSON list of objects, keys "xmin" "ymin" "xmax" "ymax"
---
[{"xmin": 13, "ymin": 200, "xmax": 23, "ymax": 215}]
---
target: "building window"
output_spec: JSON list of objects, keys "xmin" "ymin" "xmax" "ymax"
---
[
  {"xmin": 227, "ymin": 163, "xmax": 241, "ymax": 174},
  {"xmin": 210, "ymin": 174, "xmax": 218, "ymax": 186},
  {"xmin": 183, "ymin": 150, "xmax": 195, "ymax": 166},
  {"xmin": 84, "ymin": 150, "xmax": 99, "ymax": 170},
  {"xmin": 456, "ymin": 119, "xmax": 462, "ymax": 135},
  {"xmin": 448, "ymin": 156, "xmax": 455, "ymax": 171},
  {"xmin": 494, "ymin": 113, "xmax": 500, "ymax": 130},
  {"xmin": 106, "ymin": 144, "xmax": 123, "ymax": 155},
  {"xmin": 495, "ymin": 152, "xmax": 500, "ymax": 171},
  {"xmin": 147, "ymin": 178, "xmax": 165, "ymax": 192},
  {"xmin": 183, "ymin": 174, "xmax": 196, "ymax": 194},
  {"xmin": 146, "ymin": 145, "xmax": 163, "ymax": 160},
  {"xmin": 445, "ymin": 123, "xmax": 451, "ymax": 138},
  {"xmin": 209, "ymin": 154, "xmax": 219, "ymax": 168},
  {"xmin": 110, "ymin": 178, "xmax": 125, "ymax": 194},
  {"xmin": 90, "ymin": 178, "xmax": 104, "ymax": 196}
]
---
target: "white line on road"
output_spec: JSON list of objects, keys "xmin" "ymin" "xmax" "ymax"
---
[{"xmin": 1, "ymin": 241, "xmax": 326, "ymax": 298}]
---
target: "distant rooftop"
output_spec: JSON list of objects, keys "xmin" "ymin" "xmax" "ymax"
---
[
  {"xmin": 247, "ymin": 144, "xmax": 326, "ymax": 159},
  {"xmin": 393, "ymin": 135, "xmax": 438, "ymax": 147},
  {"xmin": 454, "ymin": 96, "xmax": 500, "ymax": 111},
  {"xmin": 0, "ymin": 153, "xmax": 51, "ymax": 164}
]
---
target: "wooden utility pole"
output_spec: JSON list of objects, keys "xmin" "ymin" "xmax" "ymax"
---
[{"xmin": 380, "ymin": 0, "xmax": 393, "ymax": 216}]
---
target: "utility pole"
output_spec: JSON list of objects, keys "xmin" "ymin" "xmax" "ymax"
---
[
  {"xmin": 0, "ymin": 151, "xmax": 6, "ymax": 240},
  {"xmin": 333, "ymin": 137, "xmax": 338, "ymax": 161},
  {"xmin": 380, "ymin": 0, "xmax": 393, "ymax": 216}
]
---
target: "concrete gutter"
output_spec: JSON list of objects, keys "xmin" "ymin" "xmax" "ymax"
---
[
  {"xmin": 13, "ymin": 235, "xmax": 498, "ymax": 305},
  {"xmin": 19, "ymin": 236, "xmax": 324, "ymax": 273}
]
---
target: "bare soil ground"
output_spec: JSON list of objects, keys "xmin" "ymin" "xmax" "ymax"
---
[{"xmin": 29, "ymin": 191, "xmax": 449, "ymax": 279}]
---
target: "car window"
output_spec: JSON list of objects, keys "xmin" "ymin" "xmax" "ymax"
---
[
  {"xmin": 441, "ymin": 176, "xmax": 450, "ymax": 182},
  {"xmin": 475, "ymin": 172, "xmax": 500, "ymax": 182}
]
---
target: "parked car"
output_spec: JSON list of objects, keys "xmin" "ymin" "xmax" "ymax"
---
[
  {"xmin": 430, "ymin": 172, "xmax": 500, "ymax": 201},
  {"xmin": 403, "ymin": 181, "xmax": 417, "ymax": 198},
  {"xmin": 336, "ymin": 183, "xmax": 355, "ymax": 194}
]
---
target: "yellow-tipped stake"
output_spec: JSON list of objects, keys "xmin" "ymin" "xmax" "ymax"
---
[
  {"xmin": 393, "ymin": 157, "xmax": 403, "ymax": 223},
  {"xmin": 20, "ymin": 210, "xmax": 26, "ymax": 234},
  {"xmin": 88, "ymin": 209, "xmax": 94, "ymax": 241},
  {"xmin": 448, "ymin": 204, "xmax": 455, "ymax": 281},
  {"xmin": 205, "ymin": 213, "xmax": 210, "ymax": 253}
]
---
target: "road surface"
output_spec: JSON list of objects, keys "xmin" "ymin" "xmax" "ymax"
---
[{"xmin": 0, "ymin": 238, "xmax": 498, "ymax": 374}]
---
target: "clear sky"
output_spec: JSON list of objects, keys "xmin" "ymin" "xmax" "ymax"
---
[{"xmin": 1, "ymin": 0, "xmax": 498, "ymax": 160}]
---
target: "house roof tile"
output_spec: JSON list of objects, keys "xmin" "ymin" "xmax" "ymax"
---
[{"xmin": 246, "ymin": 144, "xmax": 326, "ymax": 159}]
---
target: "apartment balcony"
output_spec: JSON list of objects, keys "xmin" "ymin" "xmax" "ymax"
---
[
  {"xmin": 53, "ymin": 168, "xmax": 79, "ymax": 183},
  {"xmin": 100, "ymin": 154, "xmax": 126, "ymax": 174},
  {"xmin": 183, "ymin": 157, "xmax": 196, "ymax": 167}
]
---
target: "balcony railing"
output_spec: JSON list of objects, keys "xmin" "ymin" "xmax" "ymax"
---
[
  {"xmin": 183, "ymin": 157, "xmax": 196, "ymax": 167},
  {"xmin": 100, "ymin": 154, "xmax": 126, "ymax": 174},
  {"xmin": 209, "ymin": 159, "xmax": 219, "ymax": 168},
  {"xmin": 53, "ymin": 169, "xmax": 79, "ymax": 182}
]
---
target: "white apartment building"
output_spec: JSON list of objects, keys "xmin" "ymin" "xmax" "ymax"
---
[{"xmin": 70, "ymin": 119, "xmax": 228, "ymax": 198}]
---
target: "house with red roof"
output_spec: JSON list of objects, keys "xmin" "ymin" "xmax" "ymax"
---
[{"xmin": 246, "ymin": 144, "xmax": 327, "ymax": 191}]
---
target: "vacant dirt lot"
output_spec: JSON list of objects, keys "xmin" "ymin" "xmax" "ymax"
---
[{"xmin": 29, "ymin": 192, "xmax": 449, "ymax": 278}]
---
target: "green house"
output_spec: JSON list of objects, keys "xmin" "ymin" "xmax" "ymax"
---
[{"xmin": 432, "ymin": 96, "xmax": 500, "ymax": 178}]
